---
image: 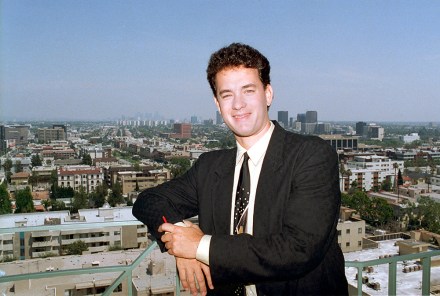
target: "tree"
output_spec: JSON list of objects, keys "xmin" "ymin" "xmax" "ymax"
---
[
  {"xmin": 51, "ymin": 200, "xmax": 67, "ymax": 211},
  {"xmin": 381, "ymin": 178, "xmax": 392, "ymax": 191},
  {"xmin": 2, "ymin": 158, "xmax": 12, "ymax": 172},
  {"xmin": 15, "ymin": 187, "xmax": 35, "ymax": 213},
  {"xmin": 108, "ymin": 182, "xmax": 124, "ymax": 207},
  {"xmin": 14, "ymin": 160, "xmax": 23, "ymax": 173},
  {"xmin": 89, "ymin": 183, "xmax": 107, "ymax": 208},
  {"xmin": 0, "ymin": 182, "xmax": 12, "ymax": 214},
  {"xmin": 31, "ymin": 155, "xmax": 42, "ymax": 167},
  {"xmin": 169, "ymin": 157, "xmax": 191, "ymax": 178},
  {"xmin": 82, "ymin": 153, "xmax": 92, "ymax": 165},
  {"xmin": 71, "ymin": 187, "xmax": 88, "ymax": 212},
  {"xmin": 29, "ymin": 171, "xmax": 40, "ymax": 188},
  {"xmin": 418, "ymin": 196, "xmax": 440, "ymax": 234},
  {"xmin": 65, "ymin": 240, "xmax": 88, "ymax": 255}
]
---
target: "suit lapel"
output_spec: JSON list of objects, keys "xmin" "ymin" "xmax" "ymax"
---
[
  {"xmin": 253, "ymin": 122, "xmax": 286, "ymax": 236},
  {"xmin": 211, "ymin": 149, "xmax": 236, "ymax": 235}
]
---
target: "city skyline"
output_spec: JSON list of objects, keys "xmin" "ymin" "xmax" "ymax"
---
[{"xmin": 1, "ymin": 1, "xmax": 440, "ymax": 122}]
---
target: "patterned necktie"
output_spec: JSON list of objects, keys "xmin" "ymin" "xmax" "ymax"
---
[{"xmin": 234, "ymin": 152, "xmax": 250, "ymax": 235}]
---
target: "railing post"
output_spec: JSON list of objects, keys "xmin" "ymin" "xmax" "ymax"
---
[
  {"xmin": 388, "ymin": 261, "xmax": 397, "ymax": 296},
  {"xmin": 421, "ymin": 256, "xmax": 431, "ymax": 296},
  {"xmin": 356, "ymin": 266, "xmax": 363, "ymax": 296}
]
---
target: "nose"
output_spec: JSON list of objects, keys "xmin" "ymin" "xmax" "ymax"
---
[{"xmin": 232, "ymin": 93, "xmax": 245, "ymax": 110}]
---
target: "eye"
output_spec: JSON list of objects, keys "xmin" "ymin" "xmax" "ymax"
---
[
  {"xmin": 221, "ymin": 93, "xmax": 232, "ymax": 99},
  {"xmin": 244, "ymin": 89, "xmax": 255, "ymax": 94}
]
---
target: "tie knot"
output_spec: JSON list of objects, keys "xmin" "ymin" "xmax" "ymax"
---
[{"xmin": 243, "ymin": 152, "xmax": 249, "ymax": 163}]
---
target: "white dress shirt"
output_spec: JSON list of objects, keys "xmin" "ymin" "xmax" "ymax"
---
[{"xmin": 196, "ymin": 121, "xmax": 275, "ymax": 295}]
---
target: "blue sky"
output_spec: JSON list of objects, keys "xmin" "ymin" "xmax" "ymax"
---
[{"xmin": 1, "ymin": 1, "xmax": 439, "ymax": 122}]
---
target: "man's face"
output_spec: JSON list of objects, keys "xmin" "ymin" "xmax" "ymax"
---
[{"xmin": 214, "ymin": 66, "xmax": 273, "ymax": 148}]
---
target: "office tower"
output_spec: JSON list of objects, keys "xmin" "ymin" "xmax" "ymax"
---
[
  {"xmin": 52, "ymin": 124, "xmax": 67, "ymax": 139},
  {"xmin": 297, "ymin": 113, "xmax": 306, "ymax": 124},
  {"xmin": 191, "ymin": 116, "xmax": 198, "ymax": 124},
  {"xmin": 216, "ymin": 111, "xmax": 223, "ymax": 125},
  {"xmin": 37, "ymin": 126, "xmax": 67, "ymax": 143},
  {"xmin": 277, "ymin": 111, "xmax": 288, "ymax": 128},
  {"xmin": 172, "ymin": 123, "xmax": 191, "ymax": 139},
  {"xmin": 0, "ymin": 125, "xmax": 6, "ymax": 153},
  {"xmin": 305, "ymin": 111, "xmax": 318, "ymax": 123},
  {"xmin": 356, "ymin": 122, "xmax": 367, "ymax": 137}
]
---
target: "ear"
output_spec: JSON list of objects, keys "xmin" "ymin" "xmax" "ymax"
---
[
  {"xmin": 265, "ymin": 84, "xmax": 274, "ymax": 107},
  {"xmin": 213, "ymin": 96, "xmax": 221, "ymax": 114}
]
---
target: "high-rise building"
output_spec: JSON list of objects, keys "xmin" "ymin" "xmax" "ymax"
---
[
  {"xmin": 190, "ymin": 116, "xmax": 198, "ymax": 124},
  {"xmin": 297, "ymin": 113, "xmax": 306, "ymax": 124},
  {"xmin": 355, "ymin": 122, "xmax": 367, "ymax": 137},
  {"xmin": 37, "ymin": 126, "xmax": 67, "ymax": 143},
  {"xmin": 171, "ymin": 123, "xmax": 191, "ymax": 139},
  {"xmin": 277, "ymin": 111, "xmax": 288, "ymax": 128},
  {"xmin": 216, "ymin": 111, "xmax": 223, "ymax": 125},
  {"xmin": 0, "ymin": 125, "xmax": 30, "ymax": 148},
  {"xmin": 305, "ymin": 111, "xmax": 318, "ymax": 123},
  {"xmin": 0, "ymin": 125, "xmax": 6, "ymax": 153}
]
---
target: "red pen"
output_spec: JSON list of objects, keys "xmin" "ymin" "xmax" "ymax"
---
[{"xmin": 162, "ymin": 216, "xmax": 168, "ymax": 223}]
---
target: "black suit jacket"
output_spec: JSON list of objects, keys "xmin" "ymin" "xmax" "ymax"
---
[{"xmin": 133, "ymin": 121, "xmax": 348, "ymax": 295}]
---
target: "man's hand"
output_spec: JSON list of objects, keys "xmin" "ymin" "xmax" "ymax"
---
[
  {"xmin": 159, "ymin": 220, "xmax": 204, "ymax": 258},
  {"xmin": 176, "ymin": 257, "xmax": 214, "ymax": 296}
]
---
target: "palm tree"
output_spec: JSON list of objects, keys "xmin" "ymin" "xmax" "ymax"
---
[{"xmin": 393, "ymin": 162, "xmax": 399, "ymax": 193}]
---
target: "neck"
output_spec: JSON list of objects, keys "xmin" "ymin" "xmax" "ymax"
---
[{"xmin": 236, "ymin": 120, "xmax": 271, "ymax": 150}]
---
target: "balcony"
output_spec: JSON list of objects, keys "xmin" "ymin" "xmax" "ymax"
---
[{"xmin": 1, "ymin": 221, "xmax": 439, "ymax": 295}]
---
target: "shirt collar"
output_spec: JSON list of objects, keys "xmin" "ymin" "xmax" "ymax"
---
[{"xmin": 236, "ymin": 121, "xmax": 275, "ymax": 166}]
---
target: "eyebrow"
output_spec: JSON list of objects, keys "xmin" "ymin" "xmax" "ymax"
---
[{"xmin": 218, "ymin": 83, "xmax": 257, "ymax": 96}]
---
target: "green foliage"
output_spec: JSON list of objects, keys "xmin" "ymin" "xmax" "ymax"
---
[
  {"xmin": 31, "ymin": 154, "xmax": 43, "ymax": 167},
  {"xmin": 14, "ymin": 160, "xmax": 23, "ymax": 173},
  {"xmin": 51, "ymin": 185, "xmax": 75, "ymax": 200},
  {"xmin": 82, "ymin": 153, "xmax": 92, "ymax": 165},
  {"xmin": 417, "ymin": 196, "xmax": 440, "ymax": 234},
  {"xmin": 341, "ymin": 190, "xmax": 394, "ymax": 227},
  {"xmin": 0, "ymin": 182, "xmax": 12, "ymax": 214},
  {"xmin": 89, "ymin": 183, "xmax": 107, "ymax": 208},
  {"xmin": 38, "ymin": 252, "xmax": 58, "ymax": 258},
  {"xmin": 65, "ymin": 240, "xmax": 88, "ymax": 255},
  {"xmin": 381, "ymin": 179, "xmax": 392, "ymax": 191},
  {"xmin": 169, "ymin": 157, "xmax": 191, "ymax": 178},
  {"xmin": 2, "ymin": 158, "xmax": 13, "ymax": 172},
  {"xmin": 51, "ymin": 200, "xmax": 67, "ymax": 211},
  {"xmin": 108, "ymin": 182, "xmax": 124, "ymax": 207},
  {"xmin": 108, "ymin": 245, "xmax": 122, "ymax": 251},
  {"xmin": 1, "ymin": 255, "xmax": 16, "ymax": 263},
  {"xmin": 15, "ymin": 187, "xmax": 35, "ymax": 213},
  {"xmin": 71, "ymin": 186, "xmax": 88, "ymax": 213}
]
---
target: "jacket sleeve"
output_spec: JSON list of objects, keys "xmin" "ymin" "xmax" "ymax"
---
[
  {"xmin": 209, "ymin": 138, "xmax": 341, "ymax": 285},
  {"xmin": 132, "ymin": 157, "xmax": 202, "ymax": 251}
]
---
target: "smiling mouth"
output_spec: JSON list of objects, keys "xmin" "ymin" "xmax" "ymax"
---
[{"xmin": 233, "ymin": 113, "xmax": 249, "ymax": 119}]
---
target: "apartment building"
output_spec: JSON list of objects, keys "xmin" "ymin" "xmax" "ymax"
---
[
  {"xmin": 340, "ymin": 156, "xmax": 404, "ymax": 192},
  {"xmin": 337, "ymin": 207, "xmax": 366, "ymax": 253},
  {"xmin": 58, "ymin": 165, "xmax": 104, "ymax": 192},
  {"xmin": 0, "ymin": 207, "xmax": 148, "ymax": 261},
  {"xmin": 117, "ymin": 169, "xmax": 170, "ymax": 195},
  {"xmin": 37, "ymin": 126, "xmax": 67, "ymax": 143}
]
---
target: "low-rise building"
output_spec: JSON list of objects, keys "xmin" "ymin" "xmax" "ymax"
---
[
  {"xmin": 0, "ymin": 207, "xmax": 148, "ymax": 261},
  {"xmin": 58, "ymin": 165, "xmax": 104, "ymax": 192},
  {"xmin": 337, "ymin": 207, "xmax": 366, "ymax": 253}
]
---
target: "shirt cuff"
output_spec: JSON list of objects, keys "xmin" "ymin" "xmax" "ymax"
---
[{"xmin": 196, "ymin": 235, "xmax": 212, "ymax": 265}]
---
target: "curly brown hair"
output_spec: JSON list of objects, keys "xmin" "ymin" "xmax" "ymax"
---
[{"xmin": 206, "ymin": 43, "xmax": 271, "ymax": 97}]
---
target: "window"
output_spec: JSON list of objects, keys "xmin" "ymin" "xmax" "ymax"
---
[
  {"xmin": 358, "ymin": 227, "xmax": 362, "ymax": 234},
  {"xmin": 346, "ymin": 229, "xmax": 350, "ymax": 234},
  {"xmin": 337, "ymin": 230, "xmax": 341, "ymax": 236},
  {"xmin": 346, "ymin": 242, "xmax": 350, "ymax": 247},
  {"xmin": 358, "ymin": 241, "xmax": 362, "ymax": 247}
]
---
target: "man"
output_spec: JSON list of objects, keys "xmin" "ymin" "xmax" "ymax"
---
[{"xmin": 133, "ymin": 43, "xmax": 348, "ymax": 295}]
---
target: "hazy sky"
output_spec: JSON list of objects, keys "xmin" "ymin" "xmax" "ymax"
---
[{"xmin": 1, "ymin": 1, "xmax": 439, "ymax": 123}]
